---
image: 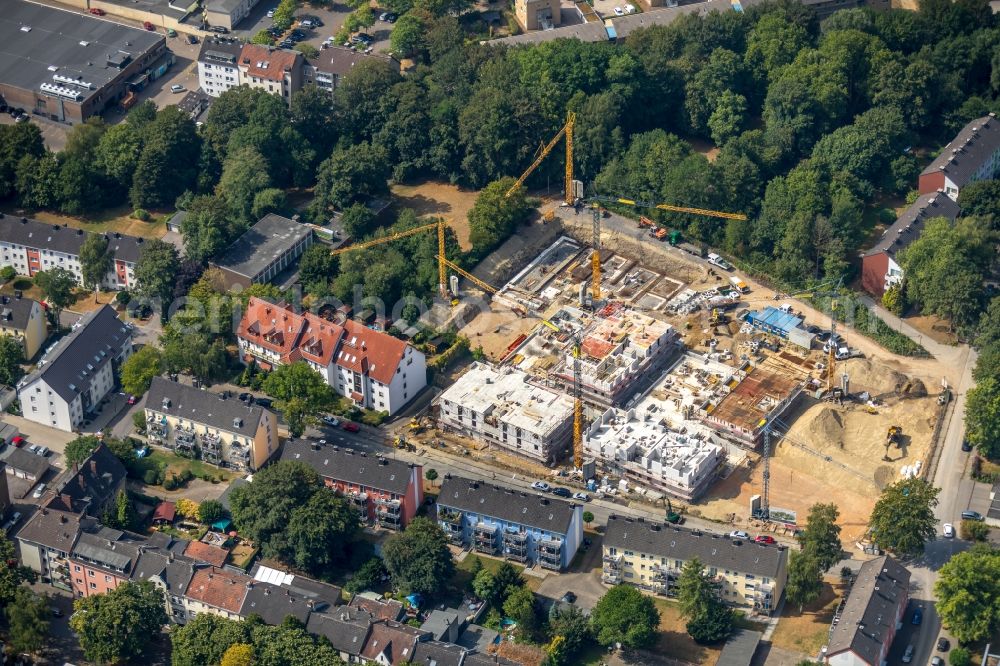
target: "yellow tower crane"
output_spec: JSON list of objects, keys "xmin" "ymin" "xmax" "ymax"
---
[
  {"xmin": 505, "ymin": 112, "xmax": 576, "ymax": 205},
  {"xmin": 330, "ymin": 220, "xmax": 450, "ymax": 299},
  {"xmin": 541, "ymin": 319, "xmax": 583, "ymax": 469},
  {"xmin": 786, "ymin": 277, "xmax": 844, "ymax": 392}
]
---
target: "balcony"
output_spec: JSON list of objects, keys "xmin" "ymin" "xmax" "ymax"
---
[
  {"xmin": 377, "ymin": 508, "xmax": 403, "ymax": 530},
  {"xmin": 440, "ymin": 520, "xmax": 464, "ymax": 544},
  {"xmin": 474, "ymin": 523, "xmax": 500, "ymax": 554},
  {"xmin": 229, "ymin": 444, "xmax": 251, "ymax": 467},
  {"xmin": 174, "ymin": 428, "xmax": 196, "ymax": 452},
  {"xmin": 503, "ymin": 530, "xmax": 529, "ymax": 562},
  {"xmin": 346, "ymin": 490, "xmax": 369, "ymax": 521},
  {"xmin": 753, "ymin": 583, "xmax": 775, "ymax": 612},
  {"xmin": 439, "ymin": 509, "xmax": 463, "ymax": 526},
  {"xmin": 375, "ymin": 497, "xmax": 401, "ymax": 514}
]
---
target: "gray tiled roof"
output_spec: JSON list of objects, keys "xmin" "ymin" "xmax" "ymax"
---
[
  {"xmin": 3, "ymin": 447, "xmax": 50, "ymax": 479},
  {"xmin": 437, "ymin": 476, "xmax": 579, "ymax": 535},
  {"xmin": 131, "ymin": 549, "xmax": 195, "ymax": 594},
  {"xmin": 240, "ymin": 582, "xmax": 318, "ymax": 625},
  {"xmin": 0, "ymin": 215, "xmax": 146, "ymax": 263},
  {"xmin": 0, "ymin": 294, "xmax": 40, "ymax": 333},
  {"xmin": 827, "ymin": 556, "xmax": 910, "ymax": 664},
  {"xmin": 213, "ymin": 214, "xmax": 312, "ymax": 280},
  {"xmin": 864, "ymin": 192, "xmax": 960, "ymax": 258},
  {"xmin": 603, "ymin": 514, "xmax": 788, "ymax": 579},
  {"xmin": 0, "ymin": 1, "xmax": 164, "ymax": 105},
  {"xmin": 72, "ymin": 530, "xmax": 140, "ymax": 573},
  {"xmin": 51, "ymin": 444, "xmax": 127, "ymax": 515},
  {"xmin": 282, "ymin": 441, "xmax": 416, "ymax": 496},
  {"xmin": 18, "ymin": 306, "xmax": 131, "ymax": 403},
  {"xmin": 464, "ymin": 653, "xmax": 520, "ymax": 666},
  {"xmin": 15, "ymin": 506, "xmax": 87, "ymax": 552},
  {"xmin": 921, "ymin": 114, "xmax": 1000, "ymax": 187},
  {"xmin": 197, "ymin": 37, "xmax": 243, "ymax": 65},
  {"xmin": 410, "ymin": 640, "xmax": 466, "ymax": 666},
  {"xmin": 306, "ymin": 609, "xmax": 374, "ymax": 656},
  {"xmin": 310, "ymin": 46, "xmax": 399, "ymax": 76},
  {"xmin": 146, "ymin": 377, "xmax": 265, "ymax": 437}
]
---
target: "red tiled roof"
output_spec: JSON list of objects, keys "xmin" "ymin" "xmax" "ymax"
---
[
  {"xmin": 360, "ymin": 621, "xmax": 425, "ymax": 665},
  {"xmin": 238, "ymin": 298, "xmax": 408, "ymax": 385},
  {"xmin": 184, "ymin": 540, "xmax": 229, "ymax": 568},
  {"xmin": 185, "ymin": 567, "xmax": 250, "ymax": 613},
  {"xmin": 238, "ymin": 44, "xmax": 301, "ymax": 82},
  {"xmin": 152, "ymin": 501, "xmax": 175, "ymax": 523}
]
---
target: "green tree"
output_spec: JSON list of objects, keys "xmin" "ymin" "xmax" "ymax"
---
[
  {"xmin": 180, "ymin": 195, "xmax": 244, "ymax": 265},
  {"xmin": 799, "ymin": 503, "xmax": 842, "ymax": 572},
  {"xmin": 882, "ymin": 284, "xmax": 905, "ymax": 315},
  {"xmin": 786, "ymin": 551, "xmax": 824, "ymax": 612},
  {"xmin": 5, "ymin": 587, "xmax": 49, "ymax": 656},
  {"xmin": 70, "ymin": 581, "xmax": 167, "ymax": 664},
  {"xmin": 966, "ymin": 377, "xmax": 1000, "ymax": 459},
  {"xmin": 590, "ymin": 585, "xmax": 660, "ymax": 649},
  {"xmin": 0, "ymin": 533, "xmax": 35, "ymax": 615},
  {"xmin": 0, "ymin": 335, "xmax": 24, "ymax": 386},
  {"xmin": 252, "ymin": 188, "xmax": 287, "ymax": 220},
  {"xmin": 16, "ymin": 152, "xmax": 61, "ymax": 210},
  {"xmin": 252, "ymin": 29, "xmax": 276, "ymax": 45},
  {"xmin": 708, "ymin": 91, "xmax": 748, "ymax": 147},
  {"xmin": 34, "ymin": 267, "xmax": 76, "ymax": 322},
  {"xmin": 160, "ymin": 330, "xmax": 229, "ymax": 384},
  {"xmin": 346, "ymin": 558, "xmax": 388, "ymax": 594},
  {"xmin": 295, "ymin": 43, "xmax": 319, "ymax": 60},
  {"xmin": 468, "ymin": 178, "xmax": 531, "ymax": 256},
  {"xmin": 221, "ymin": 643, "xmax": 255, "ymax": 666},
  {"xmin": 960, "ymin": 519, "xmax": 990, "ymax": 541},
  {"xmin": 503, "ymin": 586, "xmax": 539, "ymax": 642},
  {"xmin": 298, "ymin": 244, "xmax": 336, "ymax": 296},
  {"xmin": 198, "ymin": 499, "xmax": 226, "ymax": 525},
  {"xmin": 309, "ymin": 142, "xmax": 391, "ymax": 221},
  {"xmin": 133, "ymin": 239, "xmax": 180, "ymax": 313},
  {"xmin": 285, "ymin": 489, "xmax": 360, "ymax": 575},
  {"xmin": 548, "ymin": 603, "xmax": 590, "ymax": 660},
  {"xmin": 0, "ymin": 122, "xmax": 44, "ymax": 199},
  {"xmin": 935, "ymin": 544, "xmax": 1000, "ymax": 644},
  {"xmin": 382, "ymin": 516, "xmax": 455, "ymax": 598},
  {"xmin": 120, "ymin": 345, "xmax": 163, "ymax": 396},
  {"xmin": 169, "ymin": 613, "xmax": 250, "ymax": 666},
  {"xmin": 261, "ymin": 362, "xmax": 336, "ymax": 436},
  {"xmin": 218, "ymin": 147, "xmax": 272, "ymax": 225},
  {"xmin": 64, "ymin": 435, "xmax": 102, "ymax": 468},
  {"xmin": 959, "ymin": 180, "xmax": 1000, "ymax": 228},
  {"xmin": 229, "ymin": 460, "xmax": 322, "ymax": 558},
  {"xmin": 129, "ymin": 106, "xmax": 201, "ymax": 210},
  {"xmin": 472, "ymin": 569, "xmax": 500, "ymax": 606},
  {"xmin": 391, "ymin": 13, "xmax": 426, "ymax": 58},
  {"xmin": 868, "ymin": 477, "xmax": 940, "ymax": 555},
  {"xmin": 677, "ymin": 557, "xmax": 732, "ymax": 644},
  {"xmin": 79, "ymin": 233, "xmax": 113, "ymax": 293},
  {"xmin": 951, "ymin": 647, "xmax": 972, "ymax": 666},
  {"xmin": 582, "ymin": 511, "xmax": 595, "ymax": 526},
  {"xmin": 103, "ymin": 489, "xmax": 135, "ymax": 531},
  {"xmin": 339, "ymin": 202, "xmax": 377, "ymax": 237}
]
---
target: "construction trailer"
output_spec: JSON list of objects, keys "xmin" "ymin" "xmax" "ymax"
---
[{"xmin": 744, "ymin": 307, "xmax": 815, "ymax": 350}]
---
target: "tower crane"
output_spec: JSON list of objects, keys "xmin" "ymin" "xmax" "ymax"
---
[
  {"xmin": 505, "ymin": 112, "xmax": 576, "ymax": 205},
  {"xmin": 541, "ymin": 318, "xmax": 584, "ymax": 469},
  {"xmin": 581, "ymin": 196, "xmax": 748, "ymax": 302},
  {"xmin": 786, "ymin": 277, "xmax": 845, "ymax": 393}
]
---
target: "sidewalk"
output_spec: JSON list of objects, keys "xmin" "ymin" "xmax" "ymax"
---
[{"xmin": 856, "ymin": 295, "xmax": 966, "ymax": 368}]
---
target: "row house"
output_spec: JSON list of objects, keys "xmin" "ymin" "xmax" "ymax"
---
[
  {"xmin": 238, "ymin": 297, "xmax": 427, "ymax": 416},
  {"xmin": 436, "ymin": 475, "xmax": 583, "ymax": 571},
  {"xmin": 919, "ymin": 113, "xmax": 1000, "ymax": 201},
  {"xmin": 0, "ymin": 215, "xmax": 145, "ymax": 290},
  {"xmin": 282, "ymin": 440, "xmax": 423, "ymax": 530},
  {"xmin": 17, "ymin": 306, "xmax": 133, "ymax": 432},
  {"xmin": 47, "ymin": 443, "xmax": 128, "ymax": 517},
  {"xmin": 196, "ymin": 39, "xmax": 242, "ymax": 98},
  {"xmin": 144, "ymin": 377, "xmax": 278, "ymax": 471},
  {"xmin": 16, "ymin": 506, "xmax": 91, "ymax": 593},
  {"xmin": 602, "ymin": 515, "xmax": 787, "ymax": 613},
  {"xmin": 0, "ymin": 293, "xmax": 48, "ymax": 360}
]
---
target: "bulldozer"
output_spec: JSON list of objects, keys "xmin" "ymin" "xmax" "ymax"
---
[
  {"xmin": 394, "ymin": 436, "xmax": 416, "ymax": 452},
  {"xmin": 409, "ymin": 417, "xmax": 425, "ymax": 434},
  {"xmin": 666, "ymin": 498, "xmax": 684, "ymax": 524}
]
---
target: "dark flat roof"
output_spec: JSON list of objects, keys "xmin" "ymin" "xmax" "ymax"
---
[
  {"xmin": 0, "ymin": 1, "xmax": 164, "ymax": 104},
  {"xmin": 716, "ymin": 629, "xmax": 762, "ymax": 666},
  {"xmin": 213, "ymin": 214, "xmax": 312, "ymax": 280},
  {"xmin": 282, "ymin": 440, "xmax": 415, "ymax": 495}
]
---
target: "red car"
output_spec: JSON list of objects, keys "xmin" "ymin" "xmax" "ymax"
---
[
  {"xmin": 143, "ymin": 21, "xmax": 155, "ymax": 30},
  {"xmin": 10, "ymin": 436, "xmax": 25, "ymax": 448},
  {"xmin": 89, "ymin": 8, "xmax": 105, "ymax": 15},
  {"xmin": 754, "ymin": 535, "xmax": 777, "ymax": 545},
  {"xmin": 342, "ymin": 422, "xmax": 360, "ymax": 433}
]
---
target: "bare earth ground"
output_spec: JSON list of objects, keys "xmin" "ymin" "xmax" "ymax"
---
[
  {"xmin": 390, "ymin": 181, "xmax": 481, "ymax": 250},
  {"xmin": 903, "ymin": 313, "xmax": 960, "ymax": 346},
  {"xmin": 769, "ymin": 578, "xmax": 843, "ymax": 657}
]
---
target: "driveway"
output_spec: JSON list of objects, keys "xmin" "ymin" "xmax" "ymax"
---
[
  {"xmin": 535, "ymin": 534, "xmax": 606, "ymax": 611},
  {"xmin": 233, "ymin": 4, "xmax": 395, "ymax": 56}
]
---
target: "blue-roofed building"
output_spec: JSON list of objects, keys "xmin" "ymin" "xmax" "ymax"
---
[
  {"xmin": 436, "ymin": 476, "xmax": 583, "ymax": 571},
  {"xmin": 744, "ymin": 307, "xmax": 814, "ymax": 349}
]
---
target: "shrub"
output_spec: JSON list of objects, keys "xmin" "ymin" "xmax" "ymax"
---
[
  {"xmin": 960, "ymin": 519, "xmax": 989, "ymax": 541},
  {"xmin": 143, "ymin": 469, "xmax": 161, "ymax": 485},
  {"xmin": 163, "ymin": 475, "xmax": 178, "ymax": 491},
  {"xmin": 951, "ymin": 647, "xmax": 971, "ymax": 666},
  {"xmin": 115, "ymin": 290, "xmax": 131, "ymax": 305},
  {"xmin": 0, "ymin": 266, "xmax": 16, "ymax": 282},
  {"xmin": 132, "ymin": 411, "xmax": 147, "ymax": 434},
  {"xmin": 132, "ymin": 208, "xmax": 151, "ymax": 221}
]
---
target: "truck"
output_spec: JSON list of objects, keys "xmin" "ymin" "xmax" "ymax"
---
[
  {"xmin": 707, "ymin": 253, "xmax": 733, "ymax": 271},
  {"xmin": 653, "ymin": 227, "xmax": 668, "ymax": 241},
  {"xmin": 638, "ymin": 215, "xmax": 655, "ymax": 228},
  {"xmin": 729, "ymin": 276, "xmax": 750, "ymax": 294}
]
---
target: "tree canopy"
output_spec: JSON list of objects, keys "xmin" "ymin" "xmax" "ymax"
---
[
  {"xmin": 69, "ymin": 580, "xmax": 167, "ymax": 664},
  {"xmin": 261, "ymin": 362, "xmax": 337, "ymax": 437},
  {"xmin": 590, "ymin": 584, "xmax": 660, "ymax": 649},
  {"xmin": 935, "ymin": 544, "xmax": 1000, "ymax": 644},
  {"xmin": 868, "ymin": 477, "xmax": 940, "ymax": 555},
  {"xmin": 381, "ymin": 516, "xmax": 455, "ymax": 598}
]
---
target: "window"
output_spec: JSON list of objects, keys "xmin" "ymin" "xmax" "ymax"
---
[
  {"xmin": 88, "ymin": 570, "xmax": 95, "ymax": 577},
  {"xmin": 74, "ymin": 565, "xmax": 81, "ymax": 572},
  {"xmin": 104, "ymin": 575, "xmax": 111, "ymax": 582},
  {"xmin": 90, "ymin": 582, "xmax": 97, "ymax": 589}
]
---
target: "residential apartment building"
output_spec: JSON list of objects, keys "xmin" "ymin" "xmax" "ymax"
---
[
  {"xmin": 437, "ymin": 362, "xmax": 575, "ymax": 465},
  {"xmin": 860, "ymin": 192, "xmax": 960, "ymax": 297},
  {"xmin": 144, "ymin": 377, "xmax": 278, "ymax": 471},
  {"xmin": 0, "ymin": 293, "xmax": 47, "ymax": 360},
  {"xmin": 0, "ymin": 215, "xmax": 145, "ymax": 290},
  {"xmin": 237, "ymin": 44, "xmax": 303, "ymax": 107},
  {"xmin": 69, "ymin": 527, "xmax": 142, "ymax": 598},
  {"xmin": 919, "ymin": 113, "xmax": 1000, "ymax": 201},
  {"xmin": 515, "ymin": 0, "xmax": 561, "ymax": 30},
  {"xmin": 197, "ymin": 38, "xmax": 243, "ymax": 98},
  {"xmin": 436, "ymin": 475, "xmax": 583, "ymax": 571},
  {"xmin": 16, "ymin": 506, "xmax": 91, "ymax": 592},
  {"xmin": 825, "ymin": 556, "xmax": 910, "ymax": 666},
  {"xmin": 205, "ymin": 0, "xmax": 261, "ymax": 30},
  {"xmin": 17, "ymin": 306, "xmax": 133, "ymax": 432},
  {"xmin": 304, "ymin": 48, "xmax": 400, "ymax": 94},
  {"xmin": 211, "ymin": 214, "xmax": 313, "ymax": 288},
  {"xmin": 182, "ymin": 566, "xmax": 250, "ymax": 621},
  {"xmin": 47, "ymin": 444, "xmax": 127, "ymax": 517},
  {"xmin": 282, "ymin": 441, "xmax": 423, "ymax": 530},
  {"xmin": 238, "ymin": 297, "xmax": 427, "ymax": 416},
  {"xmin": 602, "ymin": 515, "xmax": 787, "ymax": 613}
]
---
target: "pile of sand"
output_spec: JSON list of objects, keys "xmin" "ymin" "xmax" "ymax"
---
[{"xmin": 839, "ymin": 358, "xmax": 908, "ymax": 396}]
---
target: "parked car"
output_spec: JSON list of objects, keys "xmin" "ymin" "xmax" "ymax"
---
[
  {"xmin": 911, "ymin": 607, "xmax": 923, "ymax": 625},
  {"xmin": 187, "ymin": 34, "xmax": 199, "ymax": 44},
  {"xmin": 167, "ymin": 28, "xmax": 177, "ymax": 37},
  {"xmin": 560, "ymin": 591, "xmax": 576, "ymax": 604},
  {"xmin": 14, "ymin": 113, "xmax": 28, "ymax": 123},
  {"xmin": 210, "ymin": 26, "xmax": 230, "ymax": 34},
  {"xmin": 267, "ymin": 7, "xmax": 276, "ymax": 16},
  {"xmin": 27, "ymin": 444, "xmax": 39, "ymax": 455},
  {"xmin": 279, "ymin": 39, "xmax": 295, "ymax": 48},
  {"xmin": 50, "ymin": 606, "xmax": 63, "ymax": 618},
  {"xmin": 937, "ymin": 637, "xmax": 951, "ymax": 652},
  {"xmin": 322, "ymin": 415, "xmax": 340, "ymax": 427},
  {"xmin": 32, "ymin": 483, "xmax": 46, "ymax": 499},
  {"xmin": 961, "ymin": 510, "xmax": 984, "ymax": 521},
  {"xmin": 127, "ymin": 394, "xmax": 139, "ymax": 404},
  {"xmin": 170, "ymin": 85, "xmax": 185, "ymax": 93},
  {"xmin": 962, "ymin": 438, "xmax": 973, "ymax": 452},
  {"xmin": 729, "ymin": 530, "xmax": 750, "ymax": 540},
  {"xmin": 531, "ymin": 481, "xmax": 550, "ymax": 492},
  {"xmin": 36, "ymin": 446, "xmax": 50, "ymax": 457},
  {"xmin": 931, "ymin": 657, "xmax": 944, "ymax": 666},
  {"xmin": 901, "ymin": 645, "xmax": 914, "ymax": 663},
  {"xmin": 572, "ymin": 492, "xmax": 589, "ymax": 502},
  {"xmin": 342, "ymin": 422, "xmax": 360, "ymax": 433},
  {"xmin": 11, "ymin": 436, "xmax": 25, "ymax": 448},
  {"xmin": 143, "ymin": 21, "xmax": 155, "ymax": 30},
  {"xmin": 3, "ymin": 512, "xmax": 21, "ymax": 533},
  {"xmin": 754, "ymin": 535, "xmax": 777, "ymax": 545},
  {"xmin": 551, "ymin": 487, "xmax": 572, "ymax": 498},
  {"xmin": 942, "ymin": 523, "xmax": 954, "ymax": 538}
]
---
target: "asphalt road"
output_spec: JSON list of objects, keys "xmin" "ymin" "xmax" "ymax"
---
[{"xmin": 232, "ymin": 3, "xmax": 395, "ymax": 55}]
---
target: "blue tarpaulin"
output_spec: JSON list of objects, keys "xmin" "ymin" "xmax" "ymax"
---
[{"xmin": 212, "ymin": 519, "xmax": 232, "ymax": 532}]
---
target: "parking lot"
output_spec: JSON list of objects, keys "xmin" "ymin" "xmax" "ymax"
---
[{"xmin": 232, "ymin": 3, "xmax": 396, "ymax": 56}]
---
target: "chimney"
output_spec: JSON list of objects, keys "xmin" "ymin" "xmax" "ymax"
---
[
  {"xmin": 90, "ymin": 460, "xmax": 98, "ymax": 475},
  {"xmin": 60, "ymin": 493, "xmax": 72, "ymax": 508}
]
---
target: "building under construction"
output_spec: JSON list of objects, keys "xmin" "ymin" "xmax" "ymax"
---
[{"xmin": 700, "ymin": 365, "xmax": 805, "ymax": 447}]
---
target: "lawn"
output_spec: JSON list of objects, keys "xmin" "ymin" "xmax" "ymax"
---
[
  {"xmin": 134, "ymin": 450, "xmax": 234, "ymax": 486},
  {"xmin": 1, "ymin": 204, "xmax": 170, "ymax": 239},
  {"xmin": 651, "ymin": 598, "xmax": 724, "ymax": 664},
  {"xmin": 769, "ymin": 580, "xmax": 841, "ymax": 655}
]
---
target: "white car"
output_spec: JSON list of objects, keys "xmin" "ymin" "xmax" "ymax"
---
[
  {"xmin": 531, "ymin": 481, "xmax": 551, "ymax": 492},
  {"xmin": 943, "ymin": 523, "xmax": 954, "ymax": 538},
  {"xmin": 613, "ymin": 5, "xmax": 624, "ymax": 14},
  {"xmin": 729, "ymin": 530, "xmax": 750, "ymax": 540},
  {"xmin": 573, "ymin": 492, "xmax": 590, "ymax": 502},
  {"xmin": 267, "ymin": 8, "xmax": 276, "ymax": 17},
  {"xmin": 322, "ymin": 415, "xmax": 340, "ymax": 427},
  {"xmin": 32, "ymin": 483, "xmax": 46, "ymax": 499},
  {"xmin": 901, "ymin": 645, "xmax": 914, "ymax": 663},
  {"xmin": 624, "ymin": 3, "xmax": 636, "ymax": 12},
  {"xmin": 170, "ymin": 84, "xmax": 185, "ymax": 93}
]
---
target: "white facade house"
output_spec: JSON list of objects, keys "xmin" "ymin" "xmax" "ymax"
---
[
  {"xmin": 437, "ymin": 362, "xmax": 575, "ymax": 464},
  {"xmin": 17, "ymin": 306, "xmax": 132, "ymax": 432},
  {"xmin": 205, "ymin": 0, "xmax": 262, "ymax": 30},
  {"xmin": 236, "ymin": 298, "xmax": 427, "ymax": 416},
  {"xmin": 196, "ymin": 39, "xmax": 243, "ymax": 98}
]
